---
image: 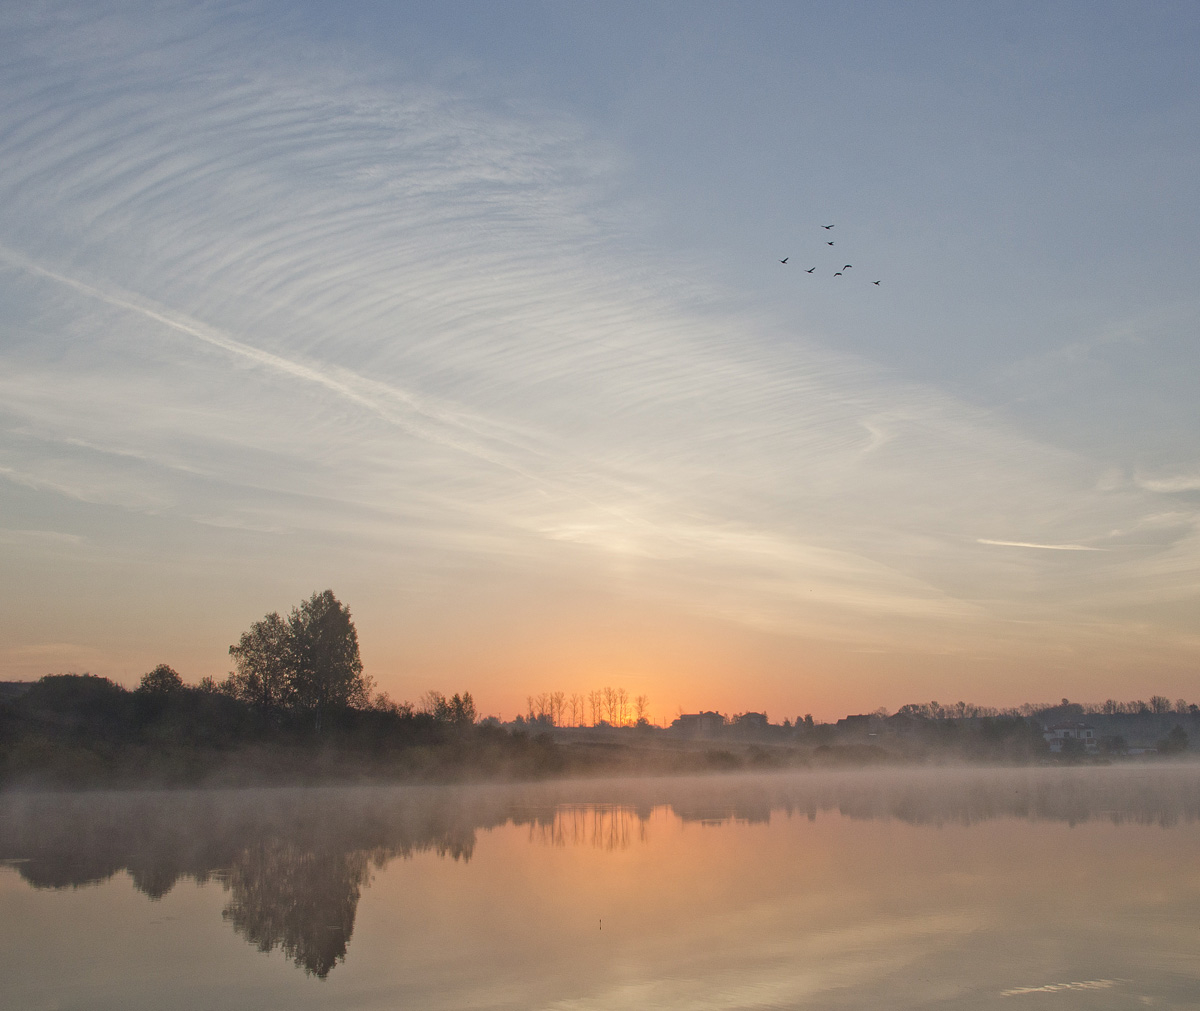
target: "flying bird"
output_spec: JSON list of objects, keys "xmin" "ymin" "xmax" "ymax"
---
[
  {"xmin": 843, "ymin": 265, "xmax": 852, "ymax": 270},
  {"xmin": 779, "ymin": 257, "xmax": 788, "ymax": 263},
  {"xmin": 873, "ymin": 280, "xmax": 881, "ymax": 285},
  {"xmin": 822, "ymin": 225, "xmax": 834, "ymax": 229},
  {"xmin": 805, "ymin": 267, "xmax": 815, "ymax": 273},
  {"xmin": 826, "ymin": 241, "xmax": 834, "ymax": 246},
  {"xmin": 834, "ymin": 272, "xmax": 843, "ymax": 276}
]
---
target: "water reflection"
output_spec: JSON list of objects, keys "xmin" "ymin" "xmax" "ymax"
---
[
  {"xmin": 220, "ymin": 841, "xmax": 371, "ymax": 977},
  {"xmin": 526, "ymin": 804, "xmax": 650, "ymax": 850},
  {"xmin": 2, "ymin": 766, "xmax": 1199, "ymax": 980},
  {"xmin": 0, "ymin": 786, "xmax": 484, "ymax": 977}
]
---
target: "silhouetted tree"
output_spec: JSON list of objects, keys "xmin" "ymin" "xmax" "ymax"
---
[
  {"xmin": 413, "ymin": 690, "xmax": 474, "ymax": 725},
  {"xmin": 530, "ymin": 692, "xmax": 553, "ymax": 724},
  {"xmin": 1159, "ymin": 725, "xmax": 1189, "ymax": 755},
  {"xmin": 13, "ymin": 674, "xmax": 130, "ymax": 743},
  {"xmin": 138, "ymin": 664, "xmax": 183, "ymax": 695},
  {"xmin": 602, "ymin": 687, "xmax": 618, "ymax": 725},
  {"xmin": 567, "ymin": 693, "xmax": 584, "ymax": 727},
  {"xmin": 447, "ymin": 692, "xmax": 476, "ymax": 726},
  {"xmin": 287, "ymin": 591, "xmax": 370, "ymax": 731},
  {"xmin": 634, "ymin": 694, "xmax": 650, "ymax": 724},
  {"xmin": 227, "ymin": 611, "xmax": 293, "ymax": 714}
]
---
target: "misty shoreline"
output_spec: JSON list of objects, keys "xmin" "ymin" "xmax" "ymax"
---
[
  {"xmin": 8, "ymin": 765, "xmax": 1200, "ymax": 980},
  {"xmin": 4, "ymin": 673, "xmax": 1196, "ymax": 791},
  {"xmin": 1, "ymin": 734, "xmax": 1193, "ymax": 793}
]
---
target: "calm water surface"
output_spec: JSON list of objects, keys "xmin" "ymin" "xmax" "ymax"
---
[{"xmin": 2, "ymin": 766, "xmax": 1200, "ymax": 1010}]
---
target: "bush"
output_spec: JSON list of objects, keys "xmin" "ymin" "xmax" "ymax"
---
[{"xmin": 1158, "ymin": 725, "xmax": 1189, "ymax": 755}]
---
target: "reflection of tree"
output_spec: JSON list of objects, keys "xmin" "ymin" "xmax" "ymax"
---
[
  {"xmin": 671, "ymin": 797, "xmax": 772, "ymax": 826},
  {"xmin": 524, "ymin": 804, "xmax": 650, "ymax": 851},
  {"xmin": 221, "ymin": 840, "xmax": 372, "ymax": 978},
  {"xmin": 7, "ymin": 768, "xmax": 1200, "ymax": 977},
  {"xmin": 0, "ymin": 788, "xmax": 492, "ymax": 978}
]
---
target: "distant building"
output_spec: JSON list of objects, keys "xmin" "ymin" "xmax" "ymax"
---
[
  {"xmin": 837, "ymin": 714, "xmax": 873, "ymax": 732},
  {"xmin": 836, "ymin": 713, "xmax": 888, "ymax": 738},
  {"xmin": 732, "ymin": 712, "xmax": 768, "ymax": 733},
  {"xmin": 1043, "ymin": 722, "xmax": 1099, "ymax": 753},
  {"xmin": 671, "ymin": 711, "xmax": 725, "ymax": 738}
]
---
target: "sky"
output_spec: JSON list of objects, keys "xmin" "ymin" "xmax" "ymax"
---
[{"xmin": 1, "ymin": 1, "xmax": 1198, "ymax": 721}]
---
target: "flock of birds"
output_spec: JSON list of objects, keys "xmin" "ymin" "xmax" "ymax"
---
[{"xmin": 779, "ymin": 225, "xmax": 880, "ymax": 285}]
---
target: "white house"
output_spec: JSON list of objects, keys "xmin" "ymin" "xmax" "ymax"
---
[{"xmin": 1043, "ymin": 722, "xmax": 1099, "ymax": 753}]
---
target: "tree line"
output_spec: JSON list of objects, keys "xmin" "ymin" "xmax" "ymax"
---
[
  {"xmin": 886, "ymin": 697, "xmax": 1200, "ymax": 721},
  {"xmin": 521, "ymin": 688, "xmax": 651, "ymax": 728}
]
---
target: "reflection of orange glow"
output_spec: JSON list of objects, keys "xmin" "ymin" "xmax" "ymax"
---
[
  {"xmin": 7, "ymin": 777, "xmax": 1200, "ymax": 1006},
  {"xmin": 348, "ymin": 805, "xmax": 1200, "ymax": 1008}
]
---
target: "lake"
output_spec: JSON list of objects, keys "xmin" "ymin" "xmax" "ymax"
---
[{"xmin": 2, "ymin": 766, "xmax": 1200, "ymax": 1009}]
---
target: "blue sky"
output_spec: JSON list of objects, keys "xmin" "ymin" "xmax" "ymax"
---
[{"xmin": 1, "ymin": 2, "xmax": 1197, "ymax": 717}]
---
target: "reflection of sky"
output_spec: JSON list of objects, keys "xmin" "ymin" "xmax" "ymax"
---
[
  {"xmin": 1, "ymin": 4, "xmax": 1198, "ymax": 714},
  {"xmin": 5, "ymin": 785, "xmax": 1200, "ymax": 1009}
]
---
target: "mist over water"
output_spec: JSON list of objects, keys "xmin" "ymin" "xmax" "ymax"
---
[{"xmin": 3, "ymin": 766, "xmax": 1200, "ymax": 1008}]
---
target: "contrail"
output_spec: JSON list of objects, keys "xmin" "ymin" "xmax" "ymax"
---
[
  {"xmin": 0, "ymin": 244, "xmax": 537, "ymax": 474},
  {"xmin": 0, "ymin": 244, "xmax": 710, "ymax": 550},
  {"xmin": 977, "ymin": 539, "xmax": 1105, "ymax": 552}
]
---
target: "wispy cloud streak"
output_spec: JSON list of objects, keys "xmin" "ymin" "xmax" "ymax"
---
[
  {"xmin": 0, "ymin": 1, "xmax": 1196, "ymax": 670},
  {"xmin": 976, "ymin": 539, "xmax": 1106, "ymax": 552}
]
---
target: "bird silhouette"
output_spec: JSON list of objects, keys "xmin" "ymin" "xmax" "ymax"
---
[
  {"xmin": 843, "ymin": 265, "xmax": 852, "ymax": 270},
  {"xmin": 779, "ymin": 257, "xmax": 788, "ymax": 264},
  {"xmin": 834, "ymin": 272, "xmax": 843, "ymax": 276},
  {"xmin": 805, "ymin": 267, "xmax": 815, "ymax": 273},
  {"xmin": 826, "ymin": 241, "xmax": 834, "ymax": 246},
  {"xmin": 872, "ymin": 280, "xmax": 881, "ymax": 285},
  {"xmin": 822, "ymin": 225, "xmax": 834, "ymax": 229}
]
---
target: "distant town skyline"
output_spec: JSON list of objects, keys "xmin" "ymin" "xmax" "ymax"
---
[{"xmin": 1, "ymin": 3, "xmax": 1199, "ymax": 720}]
